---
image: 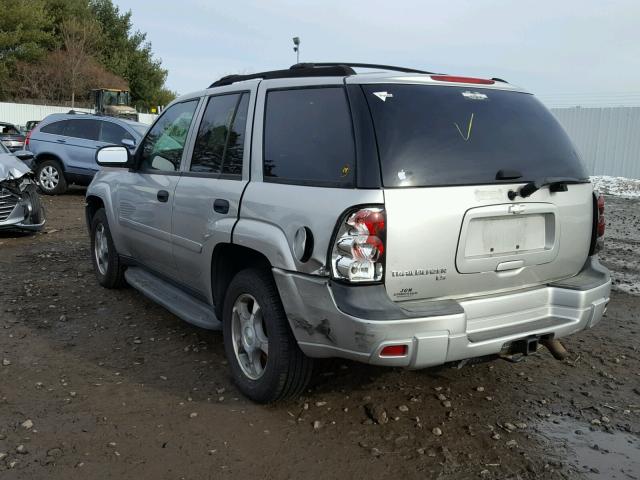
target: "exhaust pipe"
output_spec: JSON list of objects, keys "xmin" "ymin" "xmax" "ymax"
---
[{"xmin": 542, "ymin": 338, "xmax": 568, "ymax": 361}]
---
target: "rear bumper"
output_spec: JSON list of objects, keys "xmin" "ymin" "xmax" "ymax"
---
[{"xmin": 274, "ymin": 258, "xmax": 611, "ymax": 368}]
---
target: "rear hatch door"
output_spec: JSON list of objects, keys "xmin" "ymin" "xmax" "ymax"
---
[{"xmin": 360, "ymin": 82, "xmax": 593, "ymax": 301}]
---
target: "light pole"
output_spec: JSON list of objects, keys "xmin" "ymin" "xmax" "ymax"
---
[{"xmin": 292, "ymin": 37, "xmax": 300, "ymax": 63}]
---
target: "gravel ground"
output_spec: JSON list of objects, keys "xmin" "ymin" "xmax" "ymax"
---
[{"xmin": 0, "ymin": 191, "xmax": 638, "ymax": 480}]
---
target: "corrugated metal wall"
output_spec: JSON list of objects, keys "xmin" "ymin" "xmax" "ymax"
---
[
  {"xmin": 551, "ymin": 107, "xmax": 640, "ymax": 179},
  {"xmin": 0, "ymin": 102, "xmax": 157, "ymax": 126}
]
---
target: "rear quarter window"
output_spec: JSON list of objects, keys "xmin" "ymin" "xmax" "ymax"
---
[
  {"xmin": 263, "ymin": 87, "xmax": 355, "ymax": 187},
  {"xmin": 40, "ymin": 121, "xmax": 67, "ymax": 135}
]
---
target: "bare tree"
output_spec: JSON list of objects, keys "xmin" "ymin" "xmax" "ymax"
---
[{"xmin": 60, "ymin": 18, "xmax": 99, "ymax": 107}]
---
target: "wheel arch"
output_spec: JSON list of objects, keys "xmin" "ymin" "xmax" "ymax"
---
[
  {"xmin": 34, "ymin": 152, "xmax": 65, "ymax": 170},
  {"xmin": 211, "ymin": 243, "xmax": 273, "ymax": 319},
  {"xmin": 84, "ymin": 180, "xmax": 124, "ymax": 254},
  {"xmin": 85, "ymin": 195, "xmax": 105, "ymax": 231}
]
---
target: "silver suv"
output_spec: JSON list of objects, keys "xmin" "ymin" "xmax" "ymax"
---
[{"xmin": 86, "ymin": 63, "xmax": 611, "ymax": 403}]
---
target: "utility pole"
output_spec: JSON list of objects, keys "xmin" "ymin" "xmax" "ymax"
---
[{"xmin": 292, "ymin": 37, "xmax": 300, "ymax": 63}]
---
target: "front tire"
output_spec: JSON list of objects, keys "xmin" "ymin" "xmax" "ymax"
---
[
  {"xmin": 223, "ymin": 269, "xmax": 313, "ymax": 403},
  {"xmin": 90, "ymin": 208, "xmax": 126, "ymax": 288},
  {"xmin": 22, "ymin": 184, "xmax": 45, "ymax": 226},
  {"xmin": 37, "ymin": 159, "xmax": 67, "ymax": 195}
]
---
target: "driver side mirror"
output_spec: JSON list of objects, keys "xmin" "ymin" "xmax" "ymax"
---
[{"xmin": 96, "ymin": 145, "xmax": 131, "ymax": 167}]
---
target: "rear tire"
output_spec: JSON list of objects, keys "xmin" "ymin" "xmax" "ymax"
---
[
  {"xmin": 223, "ymin": 268, "xmax": 313, "ymax": 403},
  {"xmin": 37, "ymin": 159, "xmax": 67, "ymax": 195},
  {"xmin": 90, "ymin": 208, "xmax": 126, "ymax": 288}
]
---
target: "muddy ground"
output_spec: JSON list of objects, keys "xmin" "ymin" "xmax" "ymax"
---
[{"xmin": 0, "ymin": 191, "xmax": 638, "ymax": 480}]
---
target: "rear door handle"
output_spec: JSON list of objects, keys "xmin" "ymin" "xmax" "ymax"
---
[
  {"xmin": 157, "ymin": 190, "xmax": 169, "ymax": 203},
  {"xmin": 213, "ymin": 199, "xmax": 229, "ymax": 214},
  {"xmin": 56, "ymin": 138, "xmax": 66, "ymax": 143}
]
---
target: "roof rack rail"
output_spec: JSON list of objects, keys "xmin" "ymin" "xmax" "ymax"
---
[
  {"xmin": 208, "ymin": 62, "xmax": 433, "ymax": 88},
  {"xmin": 209, "ymin": 64, "xmax": 355, "ymax": 88},
  {"xmin": 294, "ymin": 62, "xmax": 434, "ymax": 75}
]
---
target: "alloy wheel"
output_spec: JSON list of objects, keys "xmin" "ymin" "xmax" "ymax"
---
[
  {"xmin": 39, "ymin": 165, "xmax": 59, "ymax": 191},
  {"xmin": 231, "ymin": 293, "xmax": 269, "ymax": 380},
  {"xmin": 94, "ymin": 223, "xmax": 109, "ymax": 276}
]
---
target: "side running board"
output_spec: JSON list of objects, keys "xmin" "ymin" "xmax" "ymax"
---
[{"xmin": 125, "ymin": 267, "xmax": 221, "ymax": 331}]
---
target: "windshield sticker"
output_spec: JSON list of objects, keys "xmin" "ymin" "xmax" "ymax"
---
[
  {"xmin": 341, "ymin": 164, "xmax": 351, "ymax": 177},
  {"xmin": 373, "ymin": 91, "xmax": 393, "ymax": 102},
  {"xmin": 454, "ymin": 113, "xmax": 474, "ymax": 141},
  {"xmin": 462, "ymin": 91, "xmax": 488, "ymax": 100}
]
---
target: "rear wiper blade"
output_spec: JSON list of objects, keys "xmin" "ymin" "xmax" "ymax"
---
[{"xmin": 508, "ymin": 177, "xmax": 588, "ymax": 200}]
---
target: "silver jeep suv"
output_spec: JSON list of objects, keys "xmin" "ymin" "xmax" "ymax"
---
[{"xmin": 86, "ymin": 63, "xmax": 611, "ymax": 403}]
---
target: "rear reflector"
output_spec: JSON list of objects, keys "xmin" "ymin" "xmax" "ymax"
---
[
  {"xmin": 380, "ymin": 345, "xmax": 408, "ymax": 357},
  {"xmin": 431, "ymin": 75, "xmax": 495, "ymax": 85},
  {"xmin": 597, "ymin": 194, "xmax": 605, "ymax": 238}
]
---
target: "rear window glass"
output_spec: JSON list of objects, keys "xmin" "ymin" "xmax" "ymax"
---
[
  {"xmin": 0, "ymin": 124, "xmax": 19, "ymax": 135},
  {"xmin": 363, "ymin": 84, "xmax": 588, "ymax": 187},
  {"xmin": 263, "ymin": 87, "xmax": 355, "ymax": 187}
]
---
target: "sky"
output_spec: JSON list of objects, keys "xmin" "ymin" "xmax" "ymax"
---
[{"xmin": 115, "ymin": 0, "xmax": 640, "ymax": 106}]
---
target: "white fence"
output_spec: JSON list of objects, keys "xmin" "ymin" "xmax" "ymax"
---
[
  {"xmin": 0, "ymin": 101, "xmax": 157, "ymax": 126},
  {"xmin": 551, "ymin": 107, "xmax": 640, "ymax": 180}
]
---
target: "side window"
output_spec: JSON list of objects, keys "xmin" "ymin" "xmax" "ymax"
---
[
  {"xmin": 190, "ymin": 92, "xmax": 249, "ymax": 176},
  {"xmin": 40, "ymin": 121, "xmax": 67, "ymax": 135},
  {"xmin": 64, "ymin": 119, "xmax": 100, "ymax": 140},
  {"xmin": 263, "ymin": 87, "xmax": 355, "ymax": 187},
  {"xmin": 138, "ymin": 100, "xmax": 199, "ymax": 172},
  {"xmin": 100, "ymin": 121, "xmax": 134, "ymax": 144}
]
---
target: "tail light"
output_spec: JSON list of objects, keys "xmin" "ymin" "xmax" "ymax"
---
[
  {"xmin": 590, "ymin": 193, "xmax": 605, "ymax": 255},
  {"xmin": 330, "ymin": 207, "xmax": 386, "ymax": 283},
  {"xmin": 25, "ymin": 130, "xmax": 31, "ymax": 148},
  {"xmin": 430, "ymin": 75, "xmax": 495, "ymax": 85}
]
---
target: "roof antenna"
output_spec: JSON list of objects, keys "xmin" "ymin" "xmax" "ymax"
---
[{"xmin": 292, "ymin": 37, "xmax": 300, "ymax": 63}]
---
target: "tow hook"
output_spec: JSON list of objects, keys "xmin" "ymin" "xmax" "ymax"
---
[{"xmin": 541, "ymin": 338, "xmax": 568, "ymax": 361}]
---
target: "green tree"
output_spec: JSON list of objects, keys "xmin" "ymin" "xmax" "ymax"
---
[
  {"xmin": 0, "ymin": 0, "xmax": 55, "ymax": 97},
  {"xmin": 0, "ymin": 0, "xmax": 174, "ymax": 107},
  {"xmin": 90, "ymin": 0, "xmax": 174, "ymax": 109}
]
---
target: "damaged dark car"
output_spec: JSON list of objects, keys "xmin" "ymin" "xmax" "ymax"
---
[{"xmin": 0, "ymin": 142, "xmax": 45, "ymax": 232}]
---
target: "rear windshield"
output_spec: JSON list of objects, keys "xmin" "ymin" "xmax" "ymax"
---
[{"xmin": 362, "ymin": 84, "xmax": 588, "ymax": 187}]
